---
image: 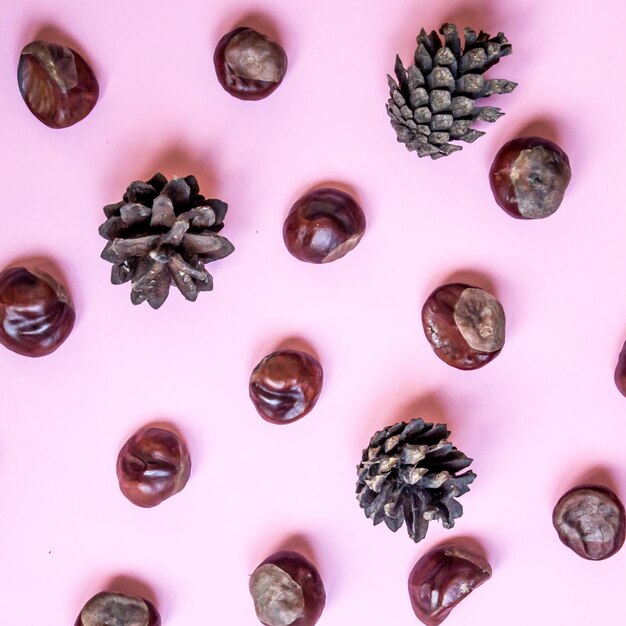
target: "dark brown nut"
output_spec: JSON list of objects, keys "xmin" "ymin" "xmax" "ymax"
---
[
  {"xmin": 408, "ymin": 545, "xmax": 492, "ymax": 626},
  {"xmin": 249, "ymin": 350, "xmax": 323, "ymax": 424},
  {"xmin": 214, "ymin": 27, "xmax": 287, "ymax": 100},
  {"xmin": 249, "ymin": 550, "xmax": 326, "ymax": 626},
  {"xmin": 18, "ymin": 40, "xmax": 99, "ymax": 128},
  {"xmin": 283, "ymin": 188, "xmax": 366, "ymax": 263},
  {"xmin": 489, "ymin": 136, "xmax": 572, "ymax": 219},
  {"xmin": 615, "ymin": 340, "xmax": 626, "ymax": 398},
  {"xmin": 117, "ymin": 426, "xmax": 191, "ymax": 508},
  {"xmin": 75, "ymin": 591, "xmax": 160, "ymax": 626},
  {"xmin": 421, "ymin": 283, "xmax": 505, "ymax": 370},
  {"xmin": 552, "ymin": 485, "xmax": 625, "ymax": 560},
  {"xmin": 0, "ymin": 267, "xmax": 75, "ymax": 357}
]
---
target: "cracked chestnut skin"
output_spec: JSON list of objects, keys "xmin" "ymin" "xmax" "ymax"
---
[
  {"xmin": 249, "ymin": 350, "xmax": 323, "ymax": 424},
  {"xmin": 615, "ymin": 340, "xmax": 626, "ymax": 398},
  {"xmin": 421, "ymin": 283, "xmax": 505, "ymax": 370},
  {"xmin": 0, "ymin": 267, "xmax": 75, "ymax": 357},
  {"xmin": 408, "ymin": 545, "xmax": 492, "ymax": 626},
  {"xmin": 553, "ymin": 485, "xmax": 625, "ymax": 560},
  {"xmin": 249, "ymin": 551, "xmax": 326, "ymax": 626},
  {"xmin": 489, "ymin": 137, "xmax": 571, "ymax": 219},
  {"xmin": 117, "ymin": 426, "xmax": 191, "ymax": 507},
  {"xmin": 75, "ymin": 591, "xmax": 160, "ymax": 626},
  {"xmin": 214, "ymin": 27, "xmax": 287, "ymax": 100}
]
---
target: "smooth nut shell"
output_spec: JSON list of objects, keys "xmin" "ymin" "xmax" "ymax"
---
[
  {"xmin": 615, "ymin": 340, "xmax": 626, "ymax": 398},
  {"xmin": 75, "ymin": 591, "xmax": 161, "ymax": 626}
]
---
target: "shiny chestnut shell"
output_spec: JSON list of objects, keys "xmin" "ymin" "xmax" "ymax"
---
[
  {"xmin": 0, "ymin": 267, "xmax": 75, "ymax": 357},
  {"xmin": 249, "ymin": 550, "xmax": 326, "ymax": 626},
  {"xmin": 552, "ymin": 485, "xmax": 625, "ymax": 560},
  {"xmin": 283, "ymin": 188, "xmax": 366, "ymax": 263},
  {"xmin": 214, "ymin": 27, "xmax": 287, "ymax": 100},
  {"xmin": 249, "ymin": 350, "xmax": 323, "ymax": 424},
  {"xmin": 408, "ymin": 545, "xmax": 491, "ymax": 626},
  {"xmin": 615, "ymin": 340, "xmax": 626, "ymax": 398},
  {"xmin": 421, "ymin": 283, "xmax": 505, "ymax": 370},
  {"xmin": 489, "ymin": 137, "xmax": 571, "ymax": 219},
  {"xmin": 117, "ymin": 426, "xmax": 191, "ymax": 508},
  {"xmin": 18, "ymin": 40, "xmax": 99, "ymax": 128},
  {"xmin": 75, "ymin": 591, "xmax": 161, "ymax": 626}
]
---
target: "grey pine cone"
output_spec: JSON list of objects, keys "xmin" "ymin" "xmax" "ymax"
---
[
  {"xmin": 356, "ymin": 418, "xmax": 476, "ymax": 542},
  {"xmin": 387, "ymin": 23, "xmax": 517, "ymax": 159},
  {"xmin": 99, "ymin": 173, "xmax": 234, "ymax": 309}
]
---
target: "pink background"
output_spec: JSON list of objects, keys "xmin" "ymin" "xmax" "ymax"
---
[{"xmin": 1, "ymin": 0, "xmax": 626, "ymax": 624}]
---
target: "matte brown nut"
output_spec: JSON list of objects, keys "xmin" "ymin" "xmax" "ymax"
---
[
  {"xmin": 214, "ymin": 27, "xmax": 287, "ymax": 100},
  {"xmin": 18, "ymin": 40, "xmax": 99, "ymax": 128},
  {"xmin": 283, "ymin": 188, "xmax": 366, "ymax": 263},
  {"xmin": 408, "ymin": 545, "xmax": 492, "ymax": 626},
  {"xmin": 615, "ymin": 340, "xmax": 626, "ymax": 398},
  {"xmin": 249, "ymin": 350, "xmax": 323, "ymax": 424},
  {"xmin": 552, "ymin": 485, "xmax": 625, "ymax": 560},
  {"xmin": 421, "ymin": 283, "xmax": 505, "ymax": 370},
  {"xmin": 249, "ymin": 551, "xmax": 326, "ymax": 626},
  {"xmin": 0, "ymin": 267, "xmax": 75, "ymax": 357},
  {"xmin": 117, "ymin": 426, "xmax": 191, "ymax": 507},
  {"xmin": 75, "ymin": 591, "xmax": 160, "ymax": 626},
  {"xmin": 489, "ymin": 136, "xmax": 572, "ymax": 219}
]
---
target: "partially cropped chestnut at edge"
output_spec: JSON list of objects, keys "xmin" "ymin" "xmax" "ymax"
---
[
  {"xmin": 489, "ymin": 136, "xmax": 571, "ymax": 219},
  {"xmin": 249, "ymin": 349, "xmax": 323, "ymax": 424},
  {"xmin": 0, "ymin": 266, "xmax": 75, "ymax": 357},
  {"xmin": 421, "ymin": 283, "xmax": 505, "ymax": 370},
  {"xmin": 283, "ymin": 187, "xmax": 366, "ymax": 263},
  {"xmin": 408, "ymin": 544, "xmax": 492, "ymax": 626},
  {"xmin": 214, "ymin": 27, "xmax": 288, "ymax": 100},
  {"xmin": 615, "ymin": 340, "xmax": 626, "ymax": 398},
  {"xmin": 117, "ymin": 426, "xmax": 191, "ymax": 507},
  {"xmin": 249, "ymin": 550, "xmax": 326, "ymax": 626},
  {"xmin": 75, "ymin": 591, "xmax": 161, "ymax": 626}
]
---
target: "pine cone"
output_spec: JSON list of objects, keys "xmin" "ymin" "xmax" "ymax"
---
[
  {"xmin": 356, "ymin": 418, "xmax": 476, "ymax": 542},
  {"xmin": 387, "ymin": 23, "xmax": 517, "ymax": 159},
  {"xmin": 99, "ymin": 173, "xmax": 234, "ymax": 309}
]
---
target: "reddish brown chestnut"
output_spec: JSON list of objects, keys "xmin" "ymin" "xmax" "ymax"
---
[
  {"xmin": 489, "ymin": 137, "xmax": 571, "ymax": 219},
  {"xmin": 249, "ymin": 350, "xmax": 323, "ymax": 424},
  {"xmin": 214, "ymin": 27, "xmax": 287, "ymax": 100},
  {"xmin": 0, "ymin": 266, "xmax": 75, "ymax": 357},
  {"xmin": 249, "ymin": 550, "xmax": 326, "ymax": 626},
  {"xmin": 421, "ymin": 283, "xmax": 505, "ymax": 370},
  {"xmin": 615, "ymin": 340, "xmax": 626, "ymax": 398},
  {"xmin": 75, "ymin": 591, "xmax": 161, "ymax": 626},
  {"xmin": 117, "ymin": 426, "xmax": 191, "ymax": 508},
  {"xmin": 18, "ymin": 40, "xmax": 99, "ymax": 128},
  {"xmin": 408, "ymin": 545, "xmax": 491, "ymax": 626},
  {"xmin": 283, "ymin": 188, "xmax": 366, "ymax": 263},
  {"xmin": 552, "ymin": 485, "xmax": 625, "ymax": 560}
]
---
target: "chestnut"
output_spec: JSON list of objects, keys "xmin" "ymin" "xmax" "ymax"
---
[
  {"xmin": 552, "ymin": 485, "xmax": 625, "ymax": 560},
  {"xmin": 75, "ymin": 591, "xmax": 160, "ymax": 626},
  {"xmin": 117, "ymin": 426, "xmax": 191, "ymax": 508},
  {"xmin": 249, "ymin": 550, "xmax": 326, "ymax": 626},
  {"xmin": 408, "ymin": 545, "xmax": 492, "ymax": 626},
  {"xmin": 615, "ymin": 340, "xmax": 626, "ymax": 398},
  {"xmin": 214, "ymin": 27, "xmax": 287, "ymax": 100},
  {"xmin": 249, "ymin": 349, "xmax": 323, "ymax": 424},
  {"xmin": 283, "ymin": 188, "xmax": 366, "ymax": 263},
  {"xmin": 0, "ymin": 266, "xmax": 75, "ymax": 357},
  {"xmin": 489, "ymin": 136, "xmax": 571, "ymax": 219},
  {"xmin": 18, "ymin": 40, "xmax": 99, "ymax": 128},
  {"xmin": 421, "ymin": 283, "xmax": 505, "ymax": 370}
]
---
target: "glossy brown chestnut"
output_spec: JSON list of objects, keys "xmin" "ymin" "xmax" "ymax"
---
[
  {"xmin": 214, "ymin": 27, "xmax": 287, "ymax": 100},
  {"xmin": 0, "ymin": 267, "xmax": 75, "ymax": 357},
  {"xmin": 117, "ymin": 426, "xmax": 191, "ymax": 508},
  {"xmin": 249, "ymin": 350, "xmax": 323, "ymax": 424},
  {"xmin": 552, "ymin": 485, "xmax": 625, "ymax": 560},
  {"xmin": 408, "ymin": 545, "xmax": 492, "ymax": 626},
  {"xmin": 75, "ymin": 591, "xmax": 161, "ymax": 626},
  {"xmin": 283, "ymin": 188, "xmax": 366, "ymax": 263},
  {"xmin": 249, "ymin": 550, "xmax": 326, "ymax": 626},
  {"xmin": 18, "ymin": 40, "xmax": 99, "ymax": 128},
  {"xmin": 489, "ymin": 136, "xmax": 571, "ymax": 219},
  {"xmin": 615, "ymin": 340, "xmax": 626, "ymax": 398},
  {"xmin": 421, "ymin": 283, "xmax": 505, "ymax": 370}
]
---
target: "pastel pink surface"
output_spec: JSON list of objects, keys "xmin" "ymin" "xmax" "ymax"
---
[{"xmin": 1, "ymin": 0, "xmax": 626, "ymax": 625}]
